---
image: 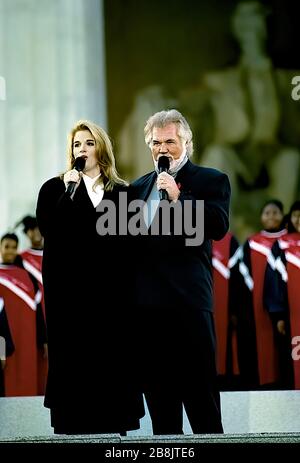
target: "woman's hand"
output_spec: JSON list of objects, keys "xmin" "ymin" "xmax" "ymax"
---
[{"xmin": 63, "ymin": 169, "xmax": 82, "ymax": 189}]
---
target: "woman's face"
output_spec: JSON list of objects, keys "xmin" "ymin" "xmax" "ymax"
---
[
  {"xmin": 73, "ymin": 130, "xmax": 98, "ymax": 174},
  {"xmin": 261, "ymin": 204, "xmax": 283, "ymax": 231},
  {"xmin": 291, "ymin": 210, "xmax": 300, "ymax": 233},
  {"xmin": 0, "ymin": 238, "xmax": 18, "ymax": 264}
]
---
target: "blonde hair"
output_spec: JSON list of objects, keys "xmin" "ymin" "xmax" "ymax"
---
[
  {"xmin": 65, "ymin": 120, "xmax": 127, "ymax": 191},
  {"xmin": 144, "ymin": 109, "xmax": 193, "ymax": 156}
]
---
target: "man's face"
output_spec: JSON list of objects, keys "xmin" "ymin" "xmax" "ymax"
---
[{"xmin": 151, "ymin": 123, "xmax": 185, "ymax": 161}]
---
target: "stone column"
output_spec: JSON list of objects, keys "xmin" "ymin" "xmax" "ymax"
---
[{"xmin": 0, "ymin": 0, "xmax": 106, "ymax": 245}]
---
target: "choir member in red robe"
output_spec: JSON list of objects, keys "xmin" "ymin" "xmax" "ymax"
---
[
  {"xmin": 264, "ymin": 201, "xmax": 300, "ymax": 389},
  {"xmin": 238, "ymin": 199, "xmax": 287, "ymax": 389},
  {"xmin": 212, "ymin": 232, "xmax": 242, "ymax": 390},
  {"xmin": 19, "ymin": 215, "xmax": 47, "ymax": 395},
  {"xmin": 0, "ymin": 233, "xmax": 42, "ymax": 396}
]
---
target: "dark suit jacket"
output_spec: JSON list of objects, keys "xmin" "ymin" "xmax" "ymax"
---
[
  {"xmin": 131, "ymin": 159, "xmax": 231, "ymax": 312},
  {"xmin": 130, "ymin": 160, "xmax": 230, "ymax": 389}
]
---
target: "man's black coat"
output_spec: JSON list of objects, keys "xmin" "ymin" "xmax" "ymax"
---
[{"xmin": 130, "ymin": 159, "xmax": 231, "ymax": 391}]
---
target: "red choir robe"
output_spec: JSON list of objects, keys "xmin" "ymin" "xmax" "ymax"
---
[
  {"xmin": 0, "ymin": 296, "xmax": 15, "ymax": 396},
  {"xmin": 241, "ymin": 229, "xmax": 287, "ymax": 387},
  {"xmin": 21, "ymin": 249, "xmax": 44, "ymax": 312},
  {"xmin": 265, "ymin": 233, "xmax": 300, "ymax": 389},
  {"xmin": 285, "ymin": 239, "xmax": 300, "ymax": 389},
  {"xmin": 20, "ymin": 249, "xmax": 48, "ymax": 395},
  {"xmin": 0, "ymin": 264, "xmax": 39, "ymax": 396},
  {"xmin": 212, "ymin": 233, "xmax": 240, "ymax": 382}
]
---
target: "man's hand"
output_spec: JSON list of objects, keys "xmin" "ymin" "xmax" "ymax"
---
[
  {"xmin": 157, "ymin": 172, "xmax": 180, "ymax": 201},
  {"xmin": 1, "ymin": 359, "xmax": 6, "ymax": 370}
]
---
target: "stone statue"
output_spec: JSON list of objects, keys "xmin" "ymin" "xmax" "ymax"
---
[{"xmin": 180, "ymin": 1, "xmax": 300, "ymax": 240}]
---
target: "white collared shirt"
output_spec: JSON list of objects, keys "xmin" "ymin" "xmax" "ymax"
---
[
  {"xmin": 143, "ymin": 179, "xmax": 160, "ymax": 228},
  {"xmin": 82, "ymin": 173, "xmax": 104, "ymax": 208}
]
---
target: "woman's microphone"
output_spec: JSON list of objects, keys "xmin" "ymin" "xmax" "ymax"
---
[{"xmin": 66, "ymin": 156, "xmax": 86, "ymax": 196}]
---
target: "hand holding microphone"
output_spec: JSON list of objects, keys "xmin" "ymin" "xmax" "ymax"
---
[
  {"xmin": 157, "ymin": 155, "xmax": 180, "ymax": 201},
  {"xmin": 157, "ymin": 156, "xmax": 170, "ymax": 200},
  {"xmin": 64, "ymin": 156, "xmax": 86, "ymax": 196}
]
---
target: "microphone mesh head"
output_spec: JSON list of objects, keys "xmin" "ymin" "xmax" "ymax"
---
[
  {"xmin": 157, "ymin": 156, "xmax": 170, "ymax": 171},
  {"xmin": 73, "ymin": 156, "xmax": 86, "ymax": 172}
]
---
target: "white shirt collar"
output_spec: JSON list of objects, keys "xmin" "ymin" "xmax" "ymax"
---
[
  {"xmin": 82, "ymin": 173, "xmax": 101, "ymax": 185},
  {"xmin": 82, "ymin": 173, "xmax": 104, "ymax": 208}
]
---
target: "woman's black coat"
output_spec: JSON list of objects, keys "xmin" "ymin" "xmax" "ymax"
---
[{"xmin": 36, "ymin": 177, "xmax": 144, "ymax": 433}]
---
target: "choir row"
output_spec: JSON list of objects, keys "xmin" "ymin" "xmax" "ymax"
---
[{"xmin": 213, "ymin": 199, "xmax": 300, "ymax": 391}]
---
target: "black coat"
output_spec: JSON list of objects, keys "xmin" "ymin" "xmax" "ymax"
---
[
  {"xmin": 130, "ymin": 160, "xmax": 231, "ymax": 389},
  {"xmin": 36, "ymin": 177, "xmax": 144, "ymax": 433}
]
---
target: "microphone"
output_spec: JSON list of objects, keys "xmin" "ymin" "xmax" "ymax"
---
[
  {"xmin": 157, "ymin": 155, "xmax": 170, "ymax": 200},
  {"xmin": 66, "ymin": 156, "xmax": 86, "ymax": 196}
]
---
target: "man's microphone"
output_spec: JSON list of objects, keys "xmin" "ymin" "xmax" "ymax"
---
[
  {"xmin": 66, "ymin": 156, "xmax": 86, "ymax": 196},
  {"xmin": 157, "ymin": 155, "xmax": 170, "ymax": 200}
]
